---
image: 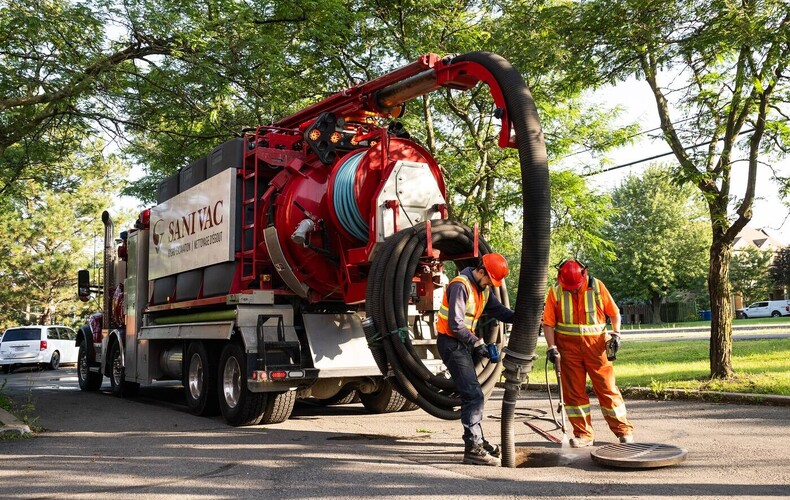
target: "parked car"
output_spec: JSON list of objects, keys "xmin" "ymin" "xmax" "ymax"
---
[
  {"xmin": 737, "ymin": 300, "xmax": 790, "ymax": 319},
  {"xmin": 0, "ymin": 325, "xmax": 78, "ymax": 372}
]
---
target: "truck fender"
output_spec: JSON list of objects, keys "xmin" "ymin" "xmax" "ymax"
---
[
  {"xmin": 101, "ymin": 329, "xmax": 125, "ymax": 376},
  {"xmin": 76, "ymin": 325, "xmax": 98, "ymax": 365}
]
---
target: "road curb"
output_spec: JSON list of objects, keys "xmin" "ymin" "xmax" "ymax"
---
[
  {"xmin": 0, "ymin": 406, "xmax": 32, "ymax": 437},
  {"xmin": 620, "ymin": 386, "xmax": 790, "ymax": 406},
  {"xmin": 498, "ymin": 382, "xmax": 790, "ymax": 407}
]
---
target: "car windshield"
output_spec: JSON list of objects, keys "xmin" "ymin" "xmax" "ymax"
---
[{"xmin": 1, "ymin": 328, "xmax": 40, "ymax": 342}]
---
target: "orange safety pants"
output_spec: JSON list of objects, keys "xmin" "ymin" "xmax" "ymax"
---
[{"xmin": 556, "ymin": 333, "xmax": 633, "ymax": 440}]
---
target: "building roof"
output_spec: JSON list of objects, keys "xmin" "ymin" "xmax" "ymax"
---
[{"xmin": 733, "ymin": 226, "xmax": 784, "ymax": 251}]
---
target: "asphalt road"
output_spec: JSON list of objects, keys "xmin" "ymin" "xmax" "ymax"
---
[{"xmin": 1, "ymin": 366, "xmax": 788, "ymax": 499}]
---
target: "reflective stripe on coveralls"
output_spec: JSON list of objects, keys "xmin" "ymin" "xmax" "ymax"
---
[
  {"xmin": 553, "ymin": 281, "xmax": 606, "ymax": 335},
  {"xmin": 550, "ymin": 280, "xmax": 633, "ymax": 440},
  {"xmin": 437, "ymin": 275, "xmax": 490, "ymax": 336}
]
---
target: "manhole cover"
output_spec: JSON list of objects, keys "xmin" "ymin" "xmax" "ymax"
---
[{"xmin": 591, "ymin": 443, "xmax": 687, "ymax": 469}]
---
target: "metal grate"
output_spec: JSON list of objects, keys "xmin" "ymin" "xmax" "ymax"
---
[{"xmin": 591, "ymin": 442, "xmax": 688, "ymax": 469}]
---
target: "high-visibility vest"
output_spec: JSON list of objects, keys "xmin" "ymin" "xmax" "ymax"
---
[
  {"xmin": 553, "ymin": 278, "xmax": 607, "ymax": 336},
  {"xmin": 437, "ymin": 274, "xmax": 490, "ymax": 336}
]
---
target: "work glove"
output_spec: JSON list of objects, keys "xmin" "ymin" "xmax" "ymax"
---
[
  {"xmin": 546, "ymin": 346, "xmax": 559, "ymax": 365},
  {"xmin": 606, "ymin": 334, "xmax": 621, "ymax": 361},
  {"xmin": 486, "ymin": 343, "xmax": 500, "ymax": 362},
  {"xmin": 473, "ymin": 341, "xmax": 491, "ymax": 360}
]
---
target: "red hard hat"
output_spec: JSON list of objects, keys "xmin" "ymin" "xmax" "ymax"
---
[
  {"xmin": 558, "ymin": 260, "xmax": 587, "ymax": 291},
  {"xmin": 482, "ymin": 253, "xmax": 509, "ymax": 287}
]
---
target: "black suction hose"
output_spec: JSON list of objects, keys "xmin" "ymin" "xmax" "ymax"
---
[
  {"xmin": 451, "ymin": 52, "xmax": 551, "ymax": 468},
  {"xmin": 365, "ymin": 220, "xmax": 507, "ymax": 420},
  {"xmin": 364, "ymin": 52, "xmax": 550, "ymax": 467}
]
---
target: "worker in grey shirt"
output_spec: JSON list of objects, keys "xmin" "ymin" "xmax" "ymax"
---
[{"xmin": 436, "ymin": 253, "xmax": 514, "ymax": 466}]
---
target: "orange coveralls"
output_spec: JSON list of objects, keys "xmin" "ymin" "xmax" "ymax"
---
[{"xmin": 542, "ymin": 279, "xmax": 633, "ymax": 441}]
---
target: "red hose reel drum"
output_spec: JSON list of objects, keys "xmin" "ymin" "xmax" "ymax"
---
[
  {"xmin": 326, "ymin": 136, "xmax": 446, "ymax": 243},
  {"xmin": 272, "ymin": 135, "xmax": 446, "ymax": 302}
]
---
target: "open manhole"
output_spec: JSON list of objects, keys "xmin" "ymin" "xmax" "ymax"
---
[
  {"xmin": 591, "ymin": 443, "xmax": 687, "ymax": 469},
  {"xmin": 515, "ymin": 447, "xmax": 578, "ymax": 468}
]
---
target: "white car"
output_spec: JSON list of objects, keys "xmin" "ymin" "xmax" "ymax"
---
[
  {"xmin": 738, "ymin": 301, "xmax": 790, "ymax": 319},
  {"xmin": 0, "ymin": 325, "xmax": 79, "ymax": 372}
]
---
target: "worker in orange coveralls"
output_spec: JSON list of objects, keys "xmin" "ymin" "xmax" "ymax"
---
[{"xmin": 542, "ymin": 259, "xmax": 634, "ymax": 448}]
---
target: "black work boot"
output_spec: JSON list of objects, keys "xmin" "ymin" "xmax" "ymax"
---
[
  {"xmin": 483, "ymin": 440, "xmax": 501, "ymax": 458},
  {"xmin": 463, "ymin": 443, "xmax": 501, "ymax": 466}
]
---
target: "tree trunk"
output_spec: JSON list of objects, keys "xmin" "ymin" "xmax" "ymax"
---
[
  {"xmin": 709, "ymin": 240, "xmax": 734, "ymax": 379},
  {"xmin": 650, "ymin": 292, "xmax": 662, "ymax": 324}
]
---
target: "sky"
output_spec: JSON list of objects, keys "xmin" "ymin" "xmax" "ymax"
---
[{"xmin": 577, "ymin": 78, "xmax": 790, "ymax": 246}]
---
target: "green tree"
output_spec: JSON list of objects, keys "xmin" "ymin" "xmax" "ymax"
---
[
  {"xmin": 2, "ymin": 0, "xmax": 639, "ymax": 309},
  {"xmin": 730, "ymin": 247, "xmax": 774, "ymax": 305},
  {"xmin": 590, "ymin": 165, "xmax": 709, "ymax": 323},
  {"xmin": 0, "ymin": 0, "xmax": 325, "ymax": 202},
  {"xmin": 0, "ymin": 145, "xmax": 123, "ymax": 329},
  {"xmin": 769, "ymin": 246, "xmax": 790, "ymax": 295},
  {"xmin": 543, "ymin": 0, "xmax": 790, "ymax": 378}
]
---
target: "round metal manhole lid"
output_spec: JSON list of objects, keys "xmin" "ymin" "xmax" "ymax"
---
[{"xmin": 591, "ymin": 443, "xmax": 688, "ymax": 469}]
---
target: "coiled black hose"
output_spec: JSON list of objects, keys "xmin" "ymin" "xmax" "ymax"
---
[
  {"xmin": 365, "ymin": 52, "xmax": 550, "ymax": 467},
  {"xmin": 365, "ymin": 220, "xmax": 506, "ymax": 420}
]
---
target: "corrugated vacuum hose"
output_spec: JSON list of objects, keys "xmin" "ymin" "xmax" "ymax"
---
[
  {"xmin": 451, "ymin": 52, "xmax": 551, "ymax": 467},
  {"xmin": 365, "ymin": 220, "xmax": 506, "ymax": 420}
]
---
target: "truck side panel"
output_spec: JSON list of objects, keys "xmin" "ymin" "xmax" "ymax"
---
[{"xmin": 125, "ymin": 229, "xmax": 149, "ymax": 383}]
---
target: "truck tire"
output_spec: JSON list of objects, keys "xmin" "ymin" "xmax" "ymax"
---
[
  {"xmin": 400, "ymin": 400, "xmax": 420, "ymax": 412},
  {"xmin": 109, "ymin": 342, "xmax": 139, "ymax": 397},
  {"xmin": 359, "ymin": 380, "xmax": 406, "ymax": 413},
  {"xmin": 771, "ymin": 311, "xmax": 781, "ymax": 317},
  {"xmin": 77, "ymin": 343, "xmax": 102, "ymax": 391},
  {"xmin": 184, "ymin": 341, "xmax": 219, "ymax": 416},
  {"xmin": 318, "ymin": 388, "xmax": 358, "ymax": 406},
  {"xmin": 260, "ymin": 391, "xmax": 296, "ymax": 424},
  {"xmin": 218, "ymin": 342, "xmax": 266, "ymax": 426}
]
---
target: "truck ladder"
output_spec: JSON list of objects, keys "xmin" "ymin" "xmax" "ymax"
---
[{"xmin": 240, "ymin": 136, "xmax": 261, "ymax": 284}]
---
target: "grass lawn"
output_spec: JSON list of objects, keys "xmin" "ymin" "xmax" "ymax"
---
[{"xmin": 529, "ymin": 338, "xmax": 790, "ymax": 396}]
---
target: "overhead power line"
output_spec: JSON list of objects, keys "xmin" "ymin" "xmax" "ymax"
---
[{"xmin": 581, "ymin": 128, "xmax": 756, "ymax": 177}]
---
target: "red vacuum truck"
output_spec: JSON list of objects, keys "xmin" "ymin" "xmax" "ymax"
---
[{"xmin": 76, "ymin": 52, "xmax": 551, "ymax": 431}]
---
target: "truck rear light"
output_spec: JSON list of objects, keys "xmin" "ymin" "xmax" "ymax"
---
[
  {"xmin": 40, "ymin": 340, "xmax": 47, "ymax": 351},
  {"xmin": 251, "ymin": 370, "xmax": 267, "ymax": 381},
  {"xmin": 289, "ymin": 370, "xmax": 304, "ymax": 378},
  {"xmin": 270, "ymin": 370, "xmax": 287, "ymax": 380}
]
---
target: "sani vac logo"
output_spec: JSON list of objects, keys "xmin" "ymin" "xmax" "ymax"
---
[
  {"xmin": 150, "ymin": 202, "xmax": 224, "ymax": 256},
  {"xmin": 148, "ymin": 168, "xmax": 235, "ymax": 280}
]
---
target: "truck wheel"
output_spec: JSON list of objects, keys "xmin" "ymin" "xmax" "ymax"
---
[
  {"xmin": 218, "ymin": 342, "xmax": 266, "ymax": 426},
  {"xmin": 318, "ymin": 388, "xmax": 358, "ymax": 406},
  {"xmin": 77, "ymin": 343, "xmax": 102, "ymax": 391},
  {"xmin": 185, "ymin": 341, "xmax": 219, "ymax": 416},
  {"xmin": 109, "ymin": 342, "xmax": 139, "ymax": 397},
  {"xmin": 359, "ymin": 380, "xmax": 406, "ymax": 413},
  {"xmin": 48, "ymin": 351, "xmax": 61, "ymax": 370},
  {"xmin": 260, "ymin": 391, "xmax": 296, "ymax": 424},
  {"xmin": 400, "ymin": 400, "xmax": 420, "ymax": 412},
  {"xmin": 771, "ymin": 311, "xmax": 781, "ymax": 317}
]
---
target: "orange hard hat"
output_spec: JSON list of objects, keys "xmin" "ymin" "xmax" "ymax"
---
[
  {"xmin": 558, "ymin": 260, "xmax": 587, "ymax": 291},
  {"xmin": 482, "ymin": 253, "xmax": 509, "ymax": 287}
]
